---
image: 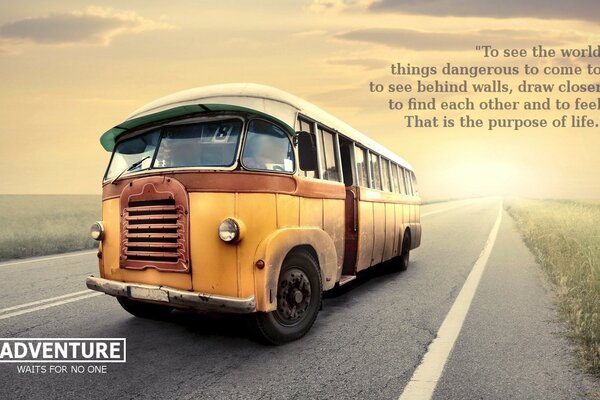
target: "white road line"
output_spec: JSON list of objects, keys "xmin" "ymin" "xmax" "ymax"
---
[
  {"xmin": 0, "ymin": 289, "xmax": 94, "ymax": 313},
  {"xmin": 0, "ymin": 250, "xmax": 97, "ymax": 267},
  {"xmin": 0, "ymin": 292, "xmax": 102, "ymax": 320},
  {"xmin": 399, "ymin": 202, "xmax": 503, "ymax": 400}
]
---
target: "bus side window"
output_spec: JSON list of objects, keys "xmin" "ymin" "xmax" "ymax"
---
[
  {"xmin": 242, "ymin": 119, "xmax": 295, "ymax": 173},
  {"xmin": 369, "ymin": 152, "xmax": 382, "ymax": 190},
  {"xmin": 410, "ymin": 171, "xmax": 419, "ymax": 196},
  {"xmin": 400, "ymin": 167, "xmax": 409, "ymax": 194},
  {"xmin": 391, "ymin": 163, "xmax": 401, "ymax": 193},
  {"xmin": 404, "ymin": 168, "xmax": 413, "ymax": 195},
  {"xmin": 381, "ymin": 158, "xmax": 392, "ymax": 192},
  {"xmin": 339, "ymin": 139, "xmax": 354, "ymax": 187},
  {"xmin": 297, "ymin": 117, "xmax": 317, "ymax": 178},
  {"xmin": 319, "ymin": 126, "xmax": 340, "ymax": 182},
  {"xmin": 354, "ymin": 145, "xmax": 368, "ymax": 187}
]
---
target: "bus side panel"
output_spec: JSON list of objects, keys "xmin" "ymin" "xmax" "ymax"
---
[
  {"xmin": 403, "ymin": 203, "xmax": 411, "ymax": 236},
  {"xmin": 237, "ymin": 193, "xmax": 278, "ymax": 298},
  {"xmin": 371, "ymin": 202, "xmax": 386, "ymax": 266},
  {"xmin": 322, "ymin": 198, "xmax": 345, "ymax": 277},
  {"xmin": 100, "ymin": 198, "xmax": 120, "ymax": 280},
  {"xmin": 393, "ymin": 203, "xmax": 402, "ymax": 256},
  {"xmin": 189, "ymin": 193, "xmax": 238, "ymax": 297},
  {"xmin": 356, "ymin": 200, "xmax": 374, "ymax": 272},
  {"xmin": 410, "ymin": 203, "xmax": 417, "ymax": 248},
  {"xmin": 299, "ymin": 197, "xmax": 323, "ymax": 228},
  {"xmin": 412, "ymin": 203, "xmax": 422, "ymax": 249},
  {"xmin": 276, "ymin": 194, "xmax": 300, "ymax": 228},
  {"xmin": 382, "ymin": 202, "xmax": 395, "ymax": 262}
]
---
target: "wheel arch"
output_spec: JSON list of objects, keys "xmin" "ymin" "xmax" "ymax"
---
[
  {"xmin": 253, "ymin": 227, "xmax": 338, "ymax": 312},
  {"xmin": 400, "ymin": 226, "xmax": 411, "ymax": 253}
]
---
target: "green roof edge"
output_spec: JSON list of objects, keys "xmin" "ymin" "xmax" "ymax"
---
[{"xmin": 99, "ymin": 103, "xmax": 296, "ymax": 151}]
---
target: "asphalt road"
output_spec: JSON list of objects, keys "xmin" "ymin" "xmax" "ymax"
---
[{"xmin": 0, "ymin": 198, "xmax": 597, "ymax": 399}]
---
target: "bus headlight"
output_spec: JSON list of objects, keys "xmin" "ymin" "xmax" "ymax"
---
[
  {"xmin": 90, "ymin": 221, "xmax": 104, "ymax": 241},
  {"xmin": 218, "ymin": 218, "xmax": 244, "ymax": 243}
]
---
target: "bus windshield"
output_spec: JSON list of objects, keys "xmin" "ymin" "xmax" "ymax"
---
[{"xmin": 104, "ymin": 119, "xmax": 243, "ymax": 180}]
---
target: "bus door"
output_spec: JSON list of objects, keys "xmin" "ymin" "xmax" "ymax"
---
[{"xmin": 339, "ymin": 140, "xmax": 359, "ymax": 283}]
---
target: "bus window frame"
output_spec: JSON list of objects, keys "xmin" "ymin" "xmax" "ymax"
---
[
  {"xmin": 398, "ymin": 164, "xmax": 406, "ymax": 195},
  {"xmin": 103, "ymin": 115, "xmax": 247, "ymax": 183},
  {"xmin": 334, "ymin": 132, "xmax": 344, "ymax": 185},
  {"xmin": 381, "ymin": 157, "xmax": 392, "ymax": 192},
  {"xmin": 240, "ymin": 117, "xmax": 297, "ymax": 175},
  {"xmin": 296, "ymin": 114, "xmax": 325, "ymax": 180},
  {"xmin": 296, "ymin": 116, "xmax": 321, "ymax": 179},
  {"xmin": 366, "ymin": 151, "xmax": 373, "ymax": 189},
  {"xmin": 399, "ymin": 166, "xmax": 407, "ymax": 195},
  {"xmin": 390, "ymin": 162, "xmax": 400, "ymax": 193},
  {"xmin": 353, "ymin": 143, "xmax": 369, "ymax": 187},
  {"xmin": 404, "ymin": 168, "xmax": 414, "ymax": 195},
  {"xmin": 369, "ymin": 151, "xmax": 383, "ymax": 191},
  {"xmin": 407, "ymin": 170, "xmax": 416, "ymax": 195},
  {"xmin": 348, "ymin": 141, "xmax": 358, "ymax": 187},
  {"xmin": 410, "ymin": 170, "xmax": 419, "ymax": 196},
  {"xmin": 318, "ymin": 125, "xmax": 342, "ymax": 183},
  {"xmin": 337, "ymin": 135, "xmax": 358, "ymax": 187}
]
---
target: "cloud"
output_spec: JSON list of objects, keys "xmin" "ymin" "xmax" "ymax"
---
[
  {"xmin": 308, "ymin": 0, "xmax": 371, "ymax": 13},
  {"xmin": 0, "ymin": 6, "xmax": 173, "ymax": 48},
  {"xmin": 369, "ymin": 0, "xmax": 600, "ymax": 22},
  {"xmin": 335, "ymin": 28, "xmax": 582, "ymax": 51},
  {"xmin": 326, "ymin": 57, "xmax": 387, "ymax": 70}
]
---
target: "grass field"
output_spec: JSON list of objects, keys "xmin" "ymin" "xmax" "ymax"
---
[
  {"xmin": 0, "ymin": 195, "xmax": 100, "ymax": 262},
  {"xmin": 507, "ymin": 199, "xmax": 600, "ymax": 376}
]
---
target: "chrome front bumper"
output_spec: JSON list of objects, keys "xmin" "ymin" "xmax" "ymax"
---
[{"xmin": 86, "ymin": 276, "xmax": 256, "ymax": 314}]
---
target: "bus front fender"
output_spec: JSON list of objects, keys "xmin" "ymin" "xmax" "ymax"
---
[{"xmin": 253, "ymin": 227, "xmax": 338, "ymax": 312}]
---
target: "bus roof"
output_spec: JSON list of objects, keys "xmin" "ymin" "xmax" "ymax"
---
[{"xmin": 100, "ymin": 83, "xmax": 413, "ymax": 170}]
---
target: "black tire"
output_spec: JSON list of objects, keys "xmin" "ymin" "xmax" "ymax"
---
[
  {"xmin": 395, "ymin": 230, "xmax": 411, "ymax": 271},
  {"xmin": 117, "ymin": 296, "xmax": 173, "ymax": 320},
  {"xmin": 250, "ymin": 250, "xmax": 322, "ymax": 345}
]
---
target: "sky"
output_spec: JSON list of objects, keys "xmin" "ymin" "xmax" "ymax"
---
[{"xmin": 0, "ymin": 0, "xmax": 599, "ymax": 199}]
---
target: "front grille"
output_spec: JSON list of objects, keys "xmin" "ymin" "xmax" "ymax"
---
[
  {"xmin": 119, "ymin": 177, "xmax": 190, "ymax": 272},
  {"xmin": 124, "ymin": 199, "xmax": 182, "ymax": 263}
]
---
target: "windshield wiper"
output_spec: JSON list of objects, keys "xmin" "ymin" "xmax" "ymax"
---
[{"xmin": 110, "ymin": 156, "xmax": 150, "ymax": 185}]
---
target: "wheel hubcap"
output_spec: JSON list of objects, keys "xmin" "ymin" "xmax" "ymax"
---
[
  {"xmin": 292, "ymin": 289, "xmax": 304, "ymax": 304},
  {"xmin": 275, "ymin": 267, "xmax": 312, "ymax": 325}
]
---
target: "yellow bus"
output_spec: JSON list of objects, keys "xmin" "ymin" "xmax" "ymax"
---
[{"xmin": 87, "ymin": 83, "xmax": 421, "ymax": 344}]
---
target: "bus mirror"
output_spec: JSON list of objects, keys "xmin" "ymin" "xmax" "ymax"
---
[{"xmin": 296, "ymin": 131, "xmax": 318, "ymax": 171}]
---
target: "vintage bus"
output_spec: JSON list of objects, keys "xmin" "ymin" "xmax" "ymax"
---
[{"xmin": 87, "ymin": 83, "xmax": 421, "ymax": 344}]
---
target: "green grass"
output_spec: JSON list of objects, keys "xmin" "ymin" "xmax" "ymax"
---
[
  {"xmin": 0, "ymin": 195, "xmax": 101, "ymax": 261},
  {"xmin": 506, "ymin": 199, "xmax": 600, "ymax": 376}
]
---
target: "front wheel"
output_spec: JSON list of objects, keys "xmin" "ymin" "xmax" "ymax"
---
[
  {"xmin": 117, "ymin": 296, "xmax": 173, "ymax": 320},
  {"xmin": 250, "ymin": 251, "xmax": 322, "ymax": 345}
]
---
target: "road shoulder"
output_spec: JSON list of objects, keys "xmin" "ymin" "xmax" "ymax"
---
[{"xmin": 433, "ymin": 210, "xmax": 599, "ymax": 399}]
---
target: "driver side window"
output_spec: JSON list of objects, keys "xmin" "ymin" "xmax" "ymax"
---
[{"xmin": 242, "ymin": 120, "xmax": 294, "ymax": 173}]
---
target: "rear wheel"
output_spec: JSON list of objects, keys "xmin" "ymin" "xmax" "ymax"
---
[
  {"xmin": 117, "ymin": 296, "xmax": 173, "ymax": 320},
  {"xmin": 395, "ymin": 231, "xmax": 411, "ymax": 271},
  {"xmin": 250, "ymin": 251, "xmax": 322, "ymax": 345}
]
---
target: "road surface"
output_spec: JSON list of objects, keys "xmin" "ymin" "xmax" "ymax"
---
[{"xmin": 0, "ymin": 198, "xmax": 597, "ymax": 399}]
